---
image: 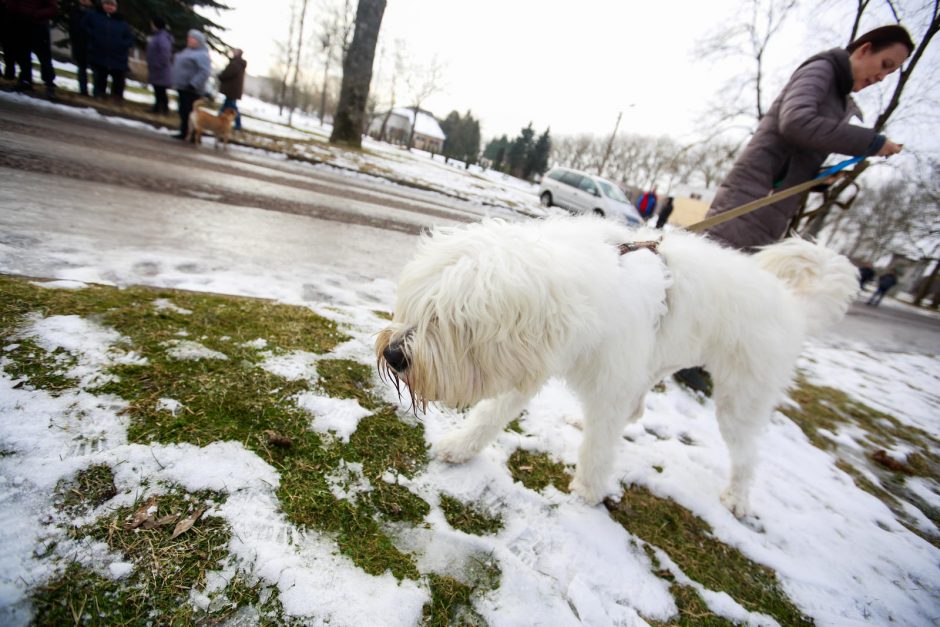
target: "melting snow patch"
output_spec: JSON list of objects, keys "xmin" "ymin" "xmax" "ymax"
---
[
  {"xmin": 152, "ymin": 298, "xmax": 193, "ymax": 315},
  {"xmin": 295, "ymin": 393, "xmax": 371, "ymax": 442},
  {"xmin": 162, "ymin": 339, "xmax": 229, "ymax": 361}
]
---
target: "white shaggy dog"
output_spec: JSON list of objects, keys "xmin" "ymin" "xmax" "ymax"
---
[{"xmin": 376, "ymin": 217, "xmax": 857, "ymax": 516}]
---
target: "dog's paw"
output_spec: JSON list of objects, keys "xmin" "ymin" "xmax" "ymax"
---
[
  {"xmin": 569, "ymin": 475, "xmax": 606, "ymax": 506},
  {"xmin": 720, "ymin": 488, "xmax": 752, "ymax": 519},
  {"xmin": 433, "ymin": 431, "xmax": 478, "ymax": 464}
]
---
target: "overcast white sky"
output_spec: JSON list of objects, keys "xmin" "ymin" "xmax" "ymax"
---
[{"xmin": 205, "ymin": 0, "xmax": 932, "ymax": 149}]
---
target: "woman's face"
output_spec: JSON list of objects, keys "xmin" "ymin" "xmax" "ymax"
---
[
  {"xmin": 850, "ymin": 42, "xmax": 909, "ymax": 92},
  {"xmin": 187, "ymin": 35, "xmax": 199, "ymax": 48}
]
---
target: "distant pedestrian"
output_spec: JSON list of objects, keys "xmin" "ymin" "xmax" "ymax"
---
[
  {"xmin": 867, "ymin": 269, "xmax": 898, "ymax": 306},
  {"xmin": 68, "ymin": 0, "xmax": 94, "ymax": 96},
  {"xmin": 84, "ymin": 0, "xmax": 134, "ymax": 102},
  {"xmin": 146, "ymin": 17, "xmax": 173, "ymax": 114},
  {"xmin": 636, "ymin": 187, "xmax": 658, "ymax": 220},
  {"xmin": 655, "ymin": 196, "xmax": 674, "ymax": 229},
  {"xmin": 858, "ymin": 263, "xmax": 875, "ymax": 290},
  {"xmin": 171, "ymin": 29, "xmax": 211, "ymax": 140},
  {"xmin": 5, "ymin": 0, "xmax": 59, "ymax": 98},
  {"xmin": 217, "ymin": 48, "xmax": 247, "ymax": 131}
]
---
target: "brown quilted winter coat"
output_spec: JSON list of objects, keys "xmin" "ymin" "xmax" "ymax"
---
[
  {"xmin": 705, "ymin": 48, "xmax": 884, "ymax": 250},
  {"xmin": 218, "ymin": 57, "xmax": 247, "ymax": 100}
]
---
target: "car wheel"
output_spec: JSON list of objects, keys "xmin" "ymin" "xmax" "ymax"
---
[
  {"xmin": 540, "ymin": 191, "xmax": 553, "ymax": 207},
  {"xmin": 593, "ymin": 208, "xmax": 605, "ymax": 218}
]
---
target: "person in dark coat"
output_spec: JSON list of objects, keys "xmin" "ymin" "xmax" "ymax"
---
[
  {"xmin": 858, "ymin": 262, "xmax": 875, "ymax": 290},
  {"xmin": 5, "ymin": 0, "xmax": 58, "ymax": 97},
  {"xmin": 867, "ymin": 269, "xmax": 898, "ymax": 306},
  {"xmin": 68, "ymin": 0, "xmax": 94, "ymax": 96},
  {"xmin": 217, "ymin": 48, "xmax": 247, "ymax": 130},
  {"xmin": 171, "ymin": 29, "xmax": 211, "ymax": 140},
  {"xmin": 704, "ymin": 25, "xmax": 914, "ymax": 251},
  {"xmin": 1, "ymin": 3, "xmax": 17, "ymax": 80},
  {"xmin": 83, "ymin": 0, "xmax": 134, "ymax": 101},
  {"xmin": 655, "ymin": 196, "xmax": 675, "ymax": 229},
  {"xmin": 675, "ymin": 25, "xmax": 914, "ymax": 396},
  {"xmin": 146, "ymin": 17, "xmax": 173, "ymax": 114}
]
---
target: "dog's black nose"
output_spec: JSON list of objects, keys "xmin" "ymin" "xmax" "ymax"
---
[{"xmin": 383, "ymin": 341, "xmax": 409, "ymax": 372}]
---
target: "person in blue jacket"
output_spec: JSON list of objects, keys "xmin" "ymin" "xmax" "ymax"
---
[
  {"xmin": 171, "ymin": 29, "xmax": 212, "ymax": 140},
  {"xmin": 83, "ymin": 0, "xmax": 134, "ymax": 101}
]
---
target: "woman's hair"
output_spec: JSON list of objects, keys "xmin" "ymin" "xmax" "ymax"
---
[
  {"xmin": 847, "ymin": 25, "xmax": 915, "ymax": 55},
  {"xmin": 152, "ymin": 17, "xmax": 166, "ymax": 29}
]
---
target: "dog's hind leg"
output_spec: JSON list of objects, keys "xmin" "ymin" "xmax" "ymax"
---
[
  {"xmin": 435, "ymin": 389, "xmax": 533, "ymax": 463},
  {"xmin": 712, "ymin": 382, "xmax": 777, "ymax": 517}
]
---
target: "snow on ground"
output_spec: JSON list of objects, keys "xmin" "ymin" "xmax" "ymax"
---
[{"xmin": 2, "ymin": 78, "xmax": 939, "ymax": 625}]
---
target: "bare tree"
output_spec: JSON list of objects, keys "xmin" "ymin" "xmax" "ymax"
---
[
  {"xmin": 275, "ymin": 3, "xmax": 300, "ymax": 116},
  {"xmin": 331, "ymin": 0, "xmax": 387, "ymax": 147},
  {"xmin": 316, "ymin": 0, "xmax": 355, "ymax": 125},
  {"xmin": 287, "ymin": 0, "xmax": 312, "ymax": 127},
  {"xmin": 404, "ymin": 56, "xmax": 445, "ymax": 151},
  {"xmin": 694, "ymin": 0, "xmax": 799, "ymax": 133}
]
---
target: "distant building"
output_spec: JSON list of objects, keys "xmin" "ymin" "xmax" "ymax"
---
[{"xmin": 368, "ymin": 108, "xmax": 446, "ymax": 153}]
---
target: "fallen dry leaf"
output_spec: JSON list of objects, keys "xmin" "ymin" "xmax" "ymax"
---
[
  {"xmin": 140, "ymin": 514, "xmax": 179, "ymax": 530},
  {"xmin": 171, "ymin": 507, "xmax": 205, "ymax": 539},
  {"xmin": 124, "ymin": 496, "xmax": 158, "ymax": 530},
  {"xmin": 264, "ymin": 429, "xmax": 293, "ymax": 448}
]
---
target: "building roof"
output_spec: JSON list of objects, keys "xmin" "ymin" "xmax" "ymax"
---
[{"xmin": 389, "ymin": 108, "xmax": 446, "ymax": 140}]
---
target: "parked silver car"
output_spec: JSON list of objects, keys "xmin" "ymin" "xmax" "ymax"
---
[{"xmin": 538, "ymin": 167, "xmax": 643, "ymax": 225}]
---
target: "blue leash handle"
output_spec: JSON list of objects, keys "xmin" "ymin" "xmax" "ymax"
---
[{"xmin": 815, "ymin": 156, "xmax": 864, "ymax": 179}]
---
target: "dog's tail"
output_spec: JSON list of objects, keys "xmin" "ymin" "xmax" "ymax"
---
[{"xmin": 753, "ymin": 237, "xmax": 858, "ymax": 336}]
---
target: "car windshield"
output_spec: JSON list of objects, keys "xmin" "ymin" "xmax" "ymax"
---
[{"xmin": 597, "ymin": 180, "xmax": 628, "ymax": 203}]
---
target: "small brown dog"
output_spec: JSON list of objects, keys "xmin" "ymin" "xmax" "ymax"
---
[{"xmin": 187, "ymin": 100, "xmax": 237, "ymax": 150}]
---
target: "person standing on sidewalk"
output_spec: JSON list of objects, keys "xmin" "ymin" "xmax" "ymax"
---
[
  {"xmin": 5, "ymin": 0, "xmax": 58, "ymax": 98},
  {"xmin": 68, "ymin": 0, "xmax": 94, "ymax": 96},
  {"xmin": 84, "ymin": 0, "xmax": 134, "ymax": 102},
  {"xmin": 217, "ymin": 48, "xmax": 247, "ymax": 131},
  {"xmin": 146, "ymin": 17, "xmax": 173, "ymax": 114},
  {"xmin": 867, "ymin": 269, "xmax": 898, "ymax": 306},
  {"xmin": 171, "ymin": 29, "xmax": 211, "ymax": 140}
]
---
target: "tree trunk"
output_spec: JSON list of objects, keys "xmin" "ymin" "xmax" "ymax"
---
[
  {"xmin": 319, "ymin": 43, "xmax": 332, "ymax": 125},
  {"xmin": 330, "ymin": 0, "xmax": 387, "ymax": 147},
  {"xmin": 406, "ymin": 104, "xmax": 420, "ymax": 150}
]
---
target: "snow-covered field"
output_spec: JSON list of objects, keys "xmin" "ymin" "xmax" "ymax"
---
[{"xmin": 1, "ymin": 78, "xmax": 939, "ymax": 626}]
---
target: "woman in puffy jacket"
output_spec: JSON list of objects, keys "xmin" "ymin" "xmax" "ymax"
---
[
  {"xmin": 704, "ymin": 25, "xmax": 914, "ymax": 251},
  {"xmin": 170, "ymin": 29, "xmax": 211, "ymax": 140}
]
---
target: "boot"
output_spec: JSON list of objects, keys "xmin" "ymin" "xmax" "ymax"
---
[{"xmin": 673, "ymin": 367, "xmax": 713, "ymax": 396}]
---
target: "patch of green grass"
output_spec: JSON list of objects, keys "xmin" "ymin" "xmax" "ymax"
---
[
  {"xmin": 422, "ymin": 574, "xmax": 486, "ymax": 626},
  {"xmin": 0, "ymin": 337, "xmax": 76, "ymax": 394},
  {"xmin": 507, "ymin": 449, "xmax": 571, "ymax": 493},
  {"xmin": 421, "ymin": 555, "xmax": 500, "ymax": 627},
  {"xmin": 607, "ymin": 485, "xmax": 812, "ymax": 626},
  {"xmin": 439, "ymin": 494, "xmax": 503, "ymax": 536},
  {"xmin": 34, "ymin": 489, "xmax": 277, "ymax": 625},
  {"xmin": 54, "ymin": 465, "xmax": 117, "ymax": 517},
  {"xmin": 0, "ymin": 276, "xmax": 428, "ymax": 582},
  {"xmin": 783, "ymin": 377, "xmax": 940, "ymax": 547}
]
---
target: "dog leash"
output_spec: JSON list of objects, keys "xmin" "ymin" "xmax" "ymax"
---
[{"xmin": 684, "ymin": 156, "xmax": 864, "ymax": 233}]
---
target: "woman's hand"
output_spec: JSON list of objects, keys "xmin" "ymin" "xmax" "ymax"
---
[{"xmin": 877, "ymin": 140, "xmax": 903, "ymax": 157}]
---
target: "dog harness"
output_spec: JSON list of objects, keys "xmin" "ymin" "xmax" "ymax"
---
[{"xmin": 617, "ymin": 241, "xmax": 661, "ymax": 256}]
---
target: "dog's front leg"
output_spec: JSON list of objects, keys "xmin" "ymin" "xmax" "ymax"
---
[
  {"xmin": 435, "ymin": 389, "xmax": 532, "ymax": 463},
  {"xmin": 569, "ymin": 395, "xmax": 643, "ymax": 505}
]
